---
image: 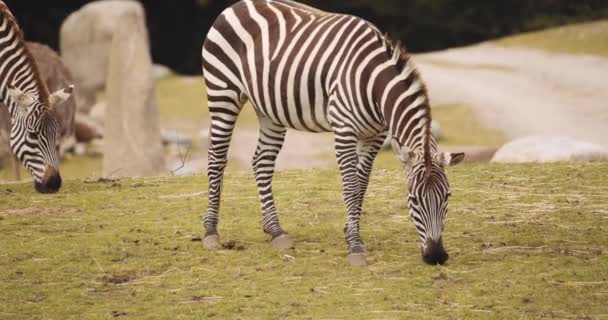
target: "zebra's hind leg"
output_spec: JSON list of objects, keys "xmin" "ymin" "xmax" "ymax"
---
[
  {"xmin": 252, "ymin": 116, "xmax": 293, "ymax": 249},
  {"xmin": 202, "ymin": 99, "xmax": 243, "ymax": 249}
]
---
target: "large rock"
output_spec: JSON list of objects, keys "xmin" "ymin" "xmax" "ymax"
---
[
  {"xmin": 492, "ymin": 136, "xmax": 608, "ymax": 163},
  {"xmin": 60, "ymin": 0, "xmax": 146, "ymax": 114},
  {"xmin": 103, "ymin": 8, "xmax": 165, "ymax": 177},
  {"xmin": 0, "ymin": 42, "xmax": 76, "ymax": 168},
  {"xmin": 88, "ymin": 101, "xmax": 106, "ymax": 128}
]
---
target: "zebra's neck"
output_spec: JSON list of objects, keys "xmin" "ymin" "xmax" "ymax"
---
[
  {"xmin": 374, "ymin": 45, "xmax": 434, "ymax": 160},
  {"xmin": 0, "ymin": 3, "xmax": 49, "ymax": 119}
]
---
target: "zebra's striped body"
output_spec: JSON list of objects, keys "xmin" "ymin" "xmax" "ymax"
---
[
  {"xmin": 0, "ymin": 1, "xmax": 73, "ymax": 193},
  {"xmin": 202, "ymin": 0, "xmax": 464, "ymax": 265}
]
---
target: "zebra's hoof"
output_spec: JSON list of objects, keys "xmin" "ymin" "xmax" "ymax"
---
[
  {"xmin": 202, "ymin": 235, "xmax": 221, "ymax": 249},
  {"xmin": 271, "ymin": 234, "xmax": 294, "ymax": 249},
  {"xmin": 347, "ymin": 253, "xmax": 367, "ymax": 266}
]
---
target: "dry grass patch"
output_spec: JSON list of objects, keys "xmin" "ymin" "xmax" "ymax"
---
[{"xmin": 0, "ymin": 162, "xmax": 607, "ymax": 319}]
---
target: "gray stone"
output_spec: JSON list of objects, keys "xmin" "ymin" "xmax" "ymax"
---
[
  {"xmin": 89, "ymin": 102, "xmax": 106, "ymax": 127},
  {"xmin": 153, "ymin": 64, "xmax": 173, "ymax": 80},
  {"xmin": 103, "ymin": 9, "xmax": 165, "ymax": 177},
  {"xmin": 60, "ymin": 0, "xmax": 147, "ymax": 114},
  {"xmin": 492, "ymin": 136, "xmax": 608, "ymax": 163}
]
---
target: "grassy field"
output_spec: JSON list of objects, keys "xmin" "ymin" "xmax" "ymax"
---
[
  {"xmin": 495, "ymin": 19, "xmax": 608, "ymax": 57},
  {"xmin": 1, "ymin": 160, "xmax": 607, "ymax": 319}
]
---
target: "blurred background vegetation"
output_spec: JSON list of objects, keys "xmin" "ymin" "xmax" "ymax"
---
[{"xmin": 5, "ymin": 0, "xmax": 608, "ymax": 74}]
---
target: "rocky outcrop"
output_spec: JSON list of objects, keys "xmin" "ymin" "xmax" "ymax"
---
[
  {"xmin": 60, "ymin": 0, "xmax": 146, "ymax": 114},
  {"xmin": 102, "ymin": 9, "xmax": 165, "ymax": 177},
  {"xmin": 492, "ymin": 136, "xmax": 608, "ymax": 163}
]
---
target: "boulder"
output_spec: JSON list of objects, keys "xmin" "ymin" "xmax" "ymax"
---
[
  {"xmin": 103, "ymin": 9, "xmax": 165, "ymax": 177},
  {"xmin": 492, "ymin": 136, "xmax": 608, "ymax": 163},
  {"xmin": 60, "ymin": 0, "xmax": 146, "ymax": 114},
  {"xmin": 88, "ymin": 101, "xmax": 106, "ymax": 127},
  {"xmin": 153, "ymin": 64, "xmax": 173, "ymax": 80}
]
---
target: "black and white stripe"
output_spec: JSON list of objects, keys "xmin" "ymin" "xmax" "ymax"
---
[
  {"xmin": 0, "ymin": 1, "xmax": 72, "ymax": 193},
  {"xmin": 201, "ymin": 0, "xmax": 464, "ymax": 265}
]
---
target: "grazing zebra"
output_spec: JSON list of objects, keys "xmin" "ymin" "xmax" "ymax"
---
[
  {"xmin": 201, "ymin": 0, "xmax": 464, "ymax": 265},
  {"xmin": 0, "ymin": 1, "xmax": 73, "ymax": 193}
]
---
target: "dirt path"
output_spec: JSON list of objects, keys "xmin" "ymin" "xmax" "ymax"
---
[{"xmin": 415, "ymin": 44, "xmax": 608, "ymax": 147}]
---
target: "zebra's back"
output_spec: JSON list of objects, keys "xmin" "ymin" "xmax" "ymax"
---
[{"xmin": 202, "ymin": 0, "xmax": 386, "ymax": 133}]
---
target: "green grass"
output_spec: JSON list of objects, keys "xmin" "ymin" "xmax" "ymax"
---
[
  {"xmin": 1, "ymin": 162, "xmax": 607, "ymax": 319},
  {"xmin": 495, "ymin": 20, "xmax": 608, "ymax": 57}
]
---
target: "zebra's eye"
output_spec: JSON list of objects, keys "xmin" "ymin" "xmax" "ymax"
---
[{"xmin": 445, "ymin": 192, "xmax": 452, "ymax": 201}]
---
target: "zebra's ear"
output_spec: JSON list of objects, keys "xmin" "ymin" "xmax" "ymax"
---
[
  {"xmin": 48, "ymin": 85, "xmax": 74, "ymax": 109},
  {"xmin": 436, "ymin": 152, "xmax": 465, "ymax": 166},
  {"xmin": 391, "ymin": 138, "xmax": 415, "ymax": 165},
  {"xmin": 7, "ymin": 85, "xmax": 35, "ymax": 110}
]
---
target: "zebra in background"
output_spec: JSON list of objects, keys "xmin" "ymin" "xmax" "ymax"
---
[
  {"xmin": 0, "ymin": 1, "xmax": 73, "ymax": 193},
  {"xmin": 201, "ymin": 0, "xmax": 464, "ymax": 265}
]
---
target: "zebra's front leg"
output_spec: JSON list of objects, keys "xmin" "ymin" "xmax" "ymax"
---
[
  {"xmin": 333, "ymin": 128, "xmax": 367, "ymax": 266},
  {"xmin": 202, "ymin": 102, "xmax": 241, "ymax": 249},
  {"xmin": 252, "ymin": 116, "xmax": 293, "ymax": 249},
  {"xmin": 355, "ymin": 133, "xmax": 388, "ymax": 210}
]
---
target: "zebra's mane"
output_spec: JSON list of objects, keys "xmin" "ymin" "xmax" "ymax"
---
[
  {"xmin": 383, "ymin": 34, "xmax": 433, "ymax": 175},
  {"xmin": 0, "ymin": 1, "xmax": 50, "ymax": 106}
]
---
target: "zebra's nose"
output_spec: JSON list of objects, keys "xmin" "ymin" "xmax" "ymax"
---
[
  {"xmin": 422, "ymin": 238, "xmax": 449, "ymax": 265},
  {"xmin": 34, "ymin": 166, "xmax": 62, "ymax": 194}
]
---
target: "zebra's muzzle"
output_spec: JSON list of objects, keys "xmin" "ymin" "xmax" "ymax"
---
[
  {"xmin": 34, "ymin": 166, "xmax": 62, "ymax": 194},
  {"xmin": 422, "ymin": 238, "xmax": 449, "ymax": 265}
]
